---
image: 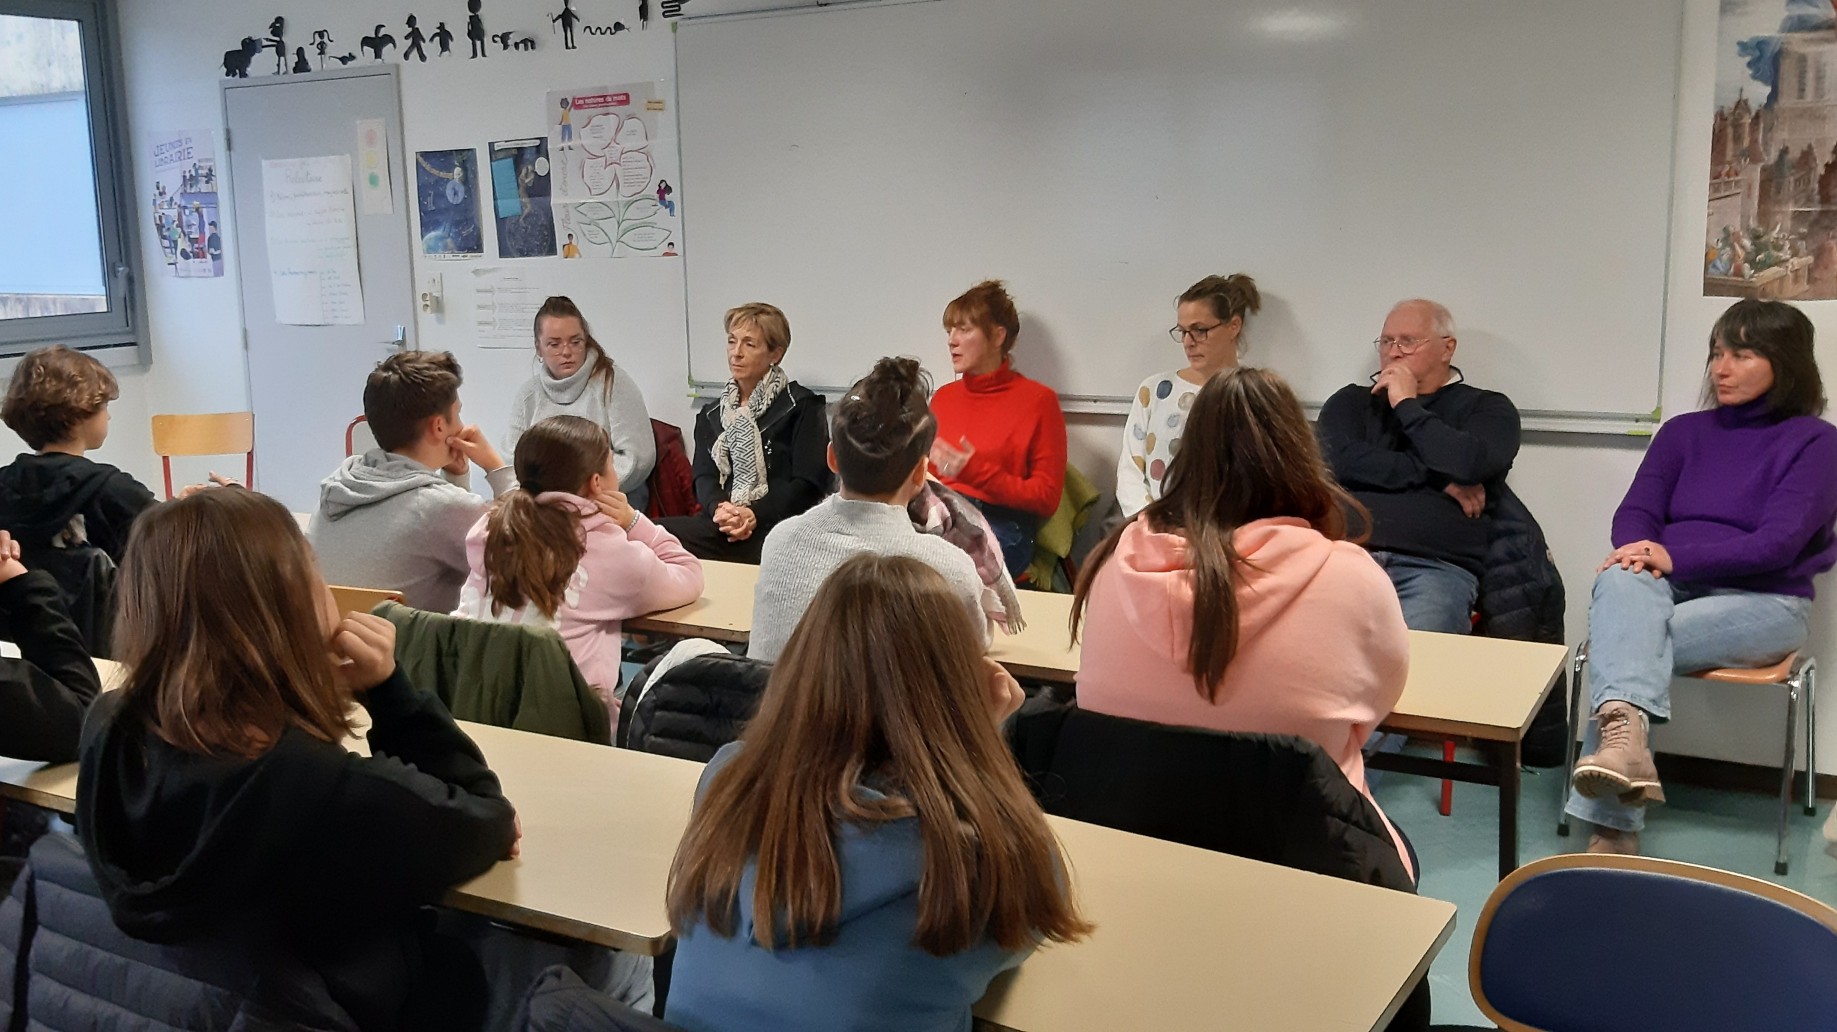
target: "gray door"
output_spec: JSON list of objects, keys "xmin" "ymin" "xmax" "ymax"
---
[{"xmin": 222, "ymin": 67, "xmax": 414, "ymax": 512}]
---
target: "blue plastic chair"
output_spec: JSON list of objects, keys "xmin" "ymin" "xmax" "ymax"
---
[{"xmin": 1470, "ymin": 853, "xmax": 1837, "ymax": 1031}]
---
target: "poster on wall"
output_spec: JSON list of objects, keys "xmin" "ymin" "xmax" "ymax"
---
[
  {"xmin": 261, "ymin": 155, "xmax": 365, "ymax": 326},
  {"xmin": 471, "ymin": 265, "xmax": 546, "ymax": 346},
  {"xmin": 1706, "ymin": 0, "xmax": 1837, "ymax": 299},
  {"xmin": 489, "ymin": 138, "xmax": 557, "ymax": 258},
  {"xmin": 356, "ymin": 118, "xmax": 395, "ymax": 216},
  {"xmin": 415, "ymin": 148, "xmax": 484, "ymax": 259},
  {"xmin": 148, "ymin": 130, "xmax": 223, "ymax": 278},
  {"xmin": 547, "ymin": 82, "xmax": 680, "ymax": 257}
]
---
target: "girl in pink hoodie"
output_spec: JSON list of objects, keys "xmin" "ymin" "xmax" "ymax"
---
[
  {"xmin": 1072, "ymin": 367, "xmax": 1414, "ymax": 877},
  {"xmin": 455, "ymin": 415, "xmax": 704, "ymax": 723}
]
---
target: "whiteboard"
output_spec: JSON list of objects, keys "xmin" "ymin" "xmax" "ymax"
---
[{"xmin": 676, "ymin": 0, "xmax": 1683, "ymax": 421}]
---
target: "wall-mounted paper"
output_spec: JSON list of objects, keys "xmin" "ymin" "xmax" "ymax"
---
[
  {"xmin": 489, "ymin": 138, "xmax": 557, "ymax": 258},
  {"xmin": 355, "ymin": 118, "xmax": 395, "ymax": 216},
  {"xmin": 262, "ymin": 155, "xmax": 366, "ymax": 326},
  {"xmin": 416, "ymin": 148, "xmax": 484, "ymax": 259},
  {"xmin": 148, "ymin": 130, "xmax": 223, "ymax": 278},
  {"xmin": 471, "ymin": 265, "xmax": 545, "ymax": 346},
  {"xmin": 547, "ymin": 82, "xmax": 681, "ymax": 257}
]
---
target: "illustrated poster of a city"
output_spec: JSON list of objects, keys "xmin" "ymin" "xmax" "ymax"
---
[
  {"xmin": 547, "ymin": 82, "xmax": 681, "ymax": 258},
  {"xmin": 148, "ymin": 130, "xmax": 223, "ymax": 278},
  {"xmin": 1707, "ymin": 0, "xmax": 1837, "ymax": 299}
]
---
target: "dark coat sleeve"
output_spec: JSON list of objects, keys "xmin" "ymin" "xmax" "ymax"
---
[
  {"xmin": 88, "ymin": 472, "xmax": 159, "ymax": 562},
  {"xmin": 746, "ymin": 391, "xmax": 830, "ymax": 532},
  {"xmin": 1392, "ymin": 389, "xmax": 1522, "ymax": 485},
  {"xmin": 689, "ymin": 402, "xmax": 724, "ymax": 516},
  {"xmin": 1317, "ymin": 384, "xmax": 1430, "ymax": 490},
  {"xmin": 0, "ymin": 570, "xmax": 100, "ymax": 761},
  {"xmin": 303, "ymin": 671, "xmax": 517, "ymax": 910}
]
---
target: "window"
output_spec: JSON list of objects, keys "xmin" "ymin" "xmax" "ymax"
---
[{"xmin": 0, "ymin": 0, "xmax": 140, "ymax": 360}]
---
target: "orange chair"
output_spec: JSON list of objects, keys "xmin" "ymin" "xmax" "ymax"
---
[{"xmin": 150, "ymin": 412, "xmax": 254, "ymax": 499}]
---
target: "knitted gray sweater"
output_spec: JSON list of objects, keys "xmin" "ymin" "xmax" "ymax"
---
[
  {"xmin": 747, "ymin": 495, "xmax": 989, "ymax": 663},
  {"xmin": 507, "ymin": 354, "xmax": 656, "ymax": 506}
]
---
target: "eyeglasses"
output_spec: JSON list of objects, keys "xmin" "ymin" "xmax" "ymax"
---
[
  {"xmin": 1372, "ymin": 335, "xmax": 1448, "ymax": 355},
  {"xmin": 1169, "ymin": 322, "xmax": 1226, "ymax": 343}
]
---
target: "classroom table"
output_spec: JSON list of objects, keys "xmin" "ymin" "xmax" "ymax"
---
[
  {"xmin": 622, "ymin": 563, "xmax": 1568, "ymax": 879},
  {"xmin": 0, "ymin": 694, "xmax": 1454, "ymax": 1030}
]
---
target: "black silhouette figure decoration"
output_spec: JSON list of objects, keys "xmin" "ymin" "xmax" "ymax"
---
[
  {"xmin": 403, "ymin": 15, "xmax": 428, "ymax": 61},
  {"xmin": 467, "ymin": 0, "xmax": 487, "ymax": 58},
  {"xmin": 552, "ymin": 0, "xmax": 580, "ymax": 48},
  {"xmin": 334, "ymin": 53, "xmax": 359, "ymax": 65},
  {"xmin": 264, "ymin": 17, "xmax": 287, "ymax": 74},
  {"xmin": 291, "ymin": 47, "xmax": 311, "ymax": 73},
  {"xmin": 493, "ymin": 31, "xmax": 536, "ymax": 51},
  {"xmin": 586, "ymin": 21, "xmax": 628, "ymax": 35},
  {"xmin": 361, "ymin": 24, "xmax": 397, "ymax": 61},
  {"xmin": 431, "ymin": 21, "xmax": 454, "ymax": 55},
  {"xmin": 639, "ymin": 0, "xmax": 650, "ymax": 28},
  {"xmin": 311, "ymin": 29, "xmax": 334, "ymax": 69},
  {"xmin": 222, "ymin": 37, "xmax": 262, "ymax": 77},
  {"xmin": 661, "ymin": 0, "xmax": 689, "ymax": 17}
]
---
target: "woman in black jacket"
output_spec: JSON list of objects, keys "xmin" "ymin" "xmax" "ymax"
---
[
  {"xmin": 75, "ymin": 489, "xmax": 518, "ymax": 1031},
  {"xmin": 660, "ymin": 302, "xmax": 830, "ymax": 563}
]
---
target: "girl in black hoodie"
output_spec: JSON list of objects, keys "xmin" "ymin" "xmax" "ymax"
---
[{"xmin": 75, "ymin": 488, "xmax": 519, "ymax": 1031}]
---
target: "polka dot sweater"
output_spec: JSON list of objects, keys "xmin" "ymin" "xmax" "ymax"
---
[{"xmin": 1116, "ymin": 371, "xmax": 1200, "ymax": 516}]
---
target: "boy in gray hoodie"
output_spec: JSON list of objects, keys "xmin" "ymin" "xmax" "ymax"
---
[{"xmin": 309, "ymin": 352, "xmax": 514, "ymax": 611}]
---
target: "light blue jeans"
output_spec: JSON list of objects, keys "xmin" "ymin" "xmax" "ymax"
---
[
  {"xmin": 1565, "ymin": 566, "xmax": 1811, "ymax": 832},
  {"xmin": 1371, "ymin": 550, "xmax": 1478, "ymax": 635}
]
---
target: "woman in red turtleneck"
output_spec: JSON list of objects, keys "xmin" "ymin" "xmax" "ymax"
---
[{"xmin": 928, "ymin": 280, "xmax": 1067, "ymax": 579}]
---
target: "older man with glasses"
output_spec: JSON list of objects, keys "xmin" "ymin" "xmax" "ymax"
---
[{"xmin": 1316, "ymin": 298, "xmax": 1522, "ymax": 633}]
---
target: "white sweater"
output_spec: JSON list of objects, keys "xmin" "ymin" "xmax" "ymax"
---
[
  {"xmin": 747, "ymin": 495, "xmax": 989, "ymax": 663},
  {"xmin": 507, "ymin": 354, "xmax": 656, "ymax": 503},
  {"xmin": 1116, "ymin": 370, "xmax": 1201, "ymax": 516}
]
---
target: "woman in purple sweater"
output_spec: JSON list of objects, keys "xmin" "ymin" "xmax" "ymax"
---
[{"xmin": 1569, "ymin": 299, "xmax": 1837, "ymax": 854}]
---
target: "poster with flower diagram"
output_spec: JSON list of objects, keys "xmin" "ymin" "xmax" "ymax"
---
[{"xmin": 547, "ymin": 82, "xmax": 680, "ymax": 258}]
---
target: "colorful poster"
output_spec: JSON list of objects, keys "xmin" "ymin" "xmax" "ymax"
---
[
  {"xmin": 415, "ymin": 148, "xmax": 484, "ymax": 259},
  {"xmin": 261, "ymin": 155, "xmax": 365, "ymax": 326},
  {"xmin": 147, "ymin": 130, "xmax": 223, "ymax": 278},
  {"xmin": 489, "ymin": 138, "xmax": 557, "ymax": 258},
  {"xmin": 547, "ymin": 82, "xmax": 681, "ymax": 257},
  {"xmin": 1706, "ymin": 0, "xmax": 1837, "ymax": 298}
]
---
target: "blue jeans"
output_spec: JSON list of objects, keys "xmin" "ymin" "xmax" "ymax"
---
[
  {"xmin": 1564, "ymin": 566, "xmax": 1811, "ymax": 832},
  {"xmin": 1371, "ymin": 551, "xmax": 1478, "ymax": 634},
  {"xmin": 972, "ymin": 499, "xmax": 1038, "ymax": 580}
]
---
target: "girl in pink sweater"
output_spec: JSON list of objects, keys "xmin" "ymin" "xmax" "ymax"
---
[
  {"xmin": 456, "ymin": 415, "xmax": 704, "ymax": 723},
  {"xmin": 1072, "ymin": 367, "xmax": 1413, "ymax": 877}
]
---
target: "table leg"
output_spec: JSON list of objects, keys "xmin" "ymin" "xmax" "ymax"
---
[{"xmin": 1496, "ymin": 740, "xmax": 1521, "ymax": 879}]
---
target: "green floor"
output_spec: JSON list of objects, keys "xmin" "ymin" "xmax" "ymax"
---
[{"xmin": 1371, "ymin": 761, "xmax": 1837, "ymax": 1028}]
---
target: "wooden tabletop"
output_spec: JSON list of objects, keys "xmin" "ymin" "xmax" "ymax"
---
[
  {"xmin": 625, "ymin": 559, "xmax": 756, "ymax": 643},
  {"xmin": 1385, "ymin": 631, "xmax": 1569, "ymax": 743},
  {"xmin": 0, "ymin": 662, "xmax": 1453, "ymax": 1025},
  {"xmin": 975, "ymin": 815, "xmax": 1455, "ymax": 1032}
]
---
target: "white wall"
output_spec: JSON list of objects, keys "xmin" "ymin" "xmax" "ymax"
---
[{"xmin": 89, "ymin": 0, "xmax": 1832, "ymax": 774}]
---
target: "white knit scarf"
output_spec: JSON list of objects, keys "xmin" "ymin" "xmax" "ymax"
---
[{"xmin": 713, "ymin": 364, "xmax": 788, "ymax": 506}]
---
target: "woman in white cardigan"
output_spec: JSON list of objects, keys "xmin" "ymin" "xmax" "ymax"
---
[{"xmin": 507, "ymin": 295, "xmax": 656, "ymax": 510}]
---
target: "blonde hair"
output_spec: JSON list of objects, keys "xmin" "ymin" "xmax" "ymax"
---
[{"xmin": 725, "ymin": 303, "xmax": 792, "ymax": 357}]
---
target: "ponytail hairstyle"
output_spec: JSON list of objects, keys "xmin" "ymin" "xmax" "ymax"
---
[
  {"xmin": 483, "ymin": 415, "xmax": 611, "ymax": 618},
  {"xmin": 831, "ymin": 357, "xmax": 937, "ymax": 496},
  {"xmin": 1071, "ymin": 366, "xmax": 1365, "ymax": 699},
  {"xmin": 1178, "ymin": 274, "xmax": 1262, "ymax": 351},
  {"xmin": 533, "ymin": 295, "xmax": 617, "ymax": 397}
]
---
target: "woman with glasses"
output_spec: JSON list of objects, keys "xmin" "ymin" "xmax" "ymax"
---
[
  {"xmin": 507, "ymin": 295, "xmax": 657, "ymax": 511},
  {"xmin": 1116, "ymin": 274, "xmax": 1261, "ymax": 516},
  {"xmin": 929, "ymin": 280, "xmax": 1067, "ymax": 579}
]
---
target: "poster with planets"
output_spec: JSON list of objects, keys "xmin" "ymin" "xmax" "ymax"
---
[
  {"xmin": 414, "ymin": 148, "xmax": 483, "ymax": 258},
  {"xmin": 488, "ymin": 137, "xmax": 557, "ymax": 259}
]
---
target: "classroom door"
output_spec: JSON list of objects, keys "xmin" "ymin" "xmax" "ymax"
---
[{"xmin": 222, "ymin": 67, "xmax": 415, "ymax": 513}]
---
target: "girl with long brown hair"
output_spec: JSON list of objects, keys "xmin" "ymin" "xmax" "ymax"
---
[
  {"xmin": 75, "ymin": 488, "xmax": 518, "ymax": 1030},
  {"xmin": 1072, "ymin": 366, "xmax": 1414, "ymax": 877},
  {"xmin": 665, "ymin": 553, "xmax": 1090, "ymax": 1032},
  {"xmin": 455, "ymin": 414, "xmax": 702, "ymax": 722},
  {"xmin": 507, "ymin": 295, "xmax": 657, "ymax": 511}
]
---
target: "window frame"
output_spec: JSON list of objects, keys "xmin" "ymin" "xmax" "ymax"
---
[{"xmin": 0, "ymin": 0, "xmax": 144, "ymax": 367}]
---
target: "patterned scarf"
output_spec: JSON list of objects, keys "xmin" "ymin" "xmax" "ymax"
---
[
  {"xmin": 909, "ymin": 480, "xmax": 1026, "ymax": 633},
  {"xmin": 713, "ymin": 364, "xmax": 788, "ymax": 507}
]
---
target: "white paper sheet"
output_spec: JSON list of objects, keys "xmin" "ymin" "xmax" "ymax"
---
[
  {"xmin": 355, "ymin": 118, "xmax": 395, "ymax": 216},
  {"xmin": 471, "ymin": 265, "xmax": 545, "ymax": 346},
  {"xmin": 262, "ymin": 156, "xmax": 366, "ymax": 326}
]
